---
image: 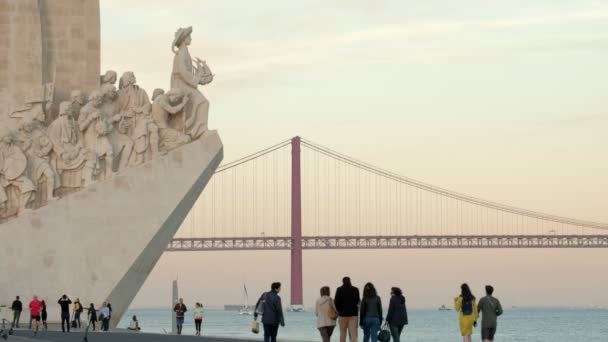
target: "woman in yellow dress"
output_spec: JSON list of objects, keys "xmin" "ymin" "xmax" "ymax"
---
[{"xmin": 454, "ymin": 283, "xmax": 478, "ymax": 342}]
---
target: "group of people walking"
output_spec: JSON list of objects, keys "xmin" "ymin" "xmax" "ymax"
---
[
  {"xmin": 172, "ymin": 298, "xmax": 206, "ymax": 336},
  {"xmin": 455, "ymin": 284, "xmax": 503, "ymax": 342},
  {"xmin": 9, "ymin": 295, "xmax": 113, "ymax": 335},
  {"xmin": 252, "ymin": 278, "xmax": 503, "ymax": 342},
  {"xmin": 314, "ymin": 277, "xmax": 409, "ymax": 342}
]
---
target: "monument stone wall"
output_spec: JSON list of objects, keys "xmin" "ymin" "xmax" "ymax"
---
[{"xmin": 0, "ymin": 0, "xmax": 100, "ymax": 121}]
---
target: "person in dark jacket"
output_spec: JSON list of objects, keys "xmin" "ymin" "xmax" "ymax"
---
[
  {"xmin": 360, "ymin": 283, "xmax": 382, "ymax": 342},
  {"xmin": 87, "ymin": 303, "xmax": 98, "ymax": 331},
  {"xmin": 173, "ymin": 298, "xmax": 187, "ymax": 335},
  {"xmin": 386, "ymin": 287, "xmax": 408, "ymax": 342},
  {"xmin": 254, "ymin": 282, "xmax": 285, "ymax": 342},
  {"xmin": 57, "ymin": 295, "xmax": 72, "ymax": 333},
  {"xmin": 41, "ymin": 300, "xmax": 48, "ymax": 330},
  {"xmin": 334, "ymin": 277, "xmax": 360, "ymax": 342},
  {"xmin": 11, "ymin": 296, "xmax": 22, "ymax": 328}
]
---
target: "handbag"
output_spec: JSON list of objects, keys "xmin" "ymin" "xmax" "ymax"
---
[
  {"xmin": 377, "ymin": 322, "xmax": 391, "ymax": 342},
  {"xmin": 328, "ymin": 302, "xmax": 338, "ymax": 320},
  {"xmin": 251, "ymin": 320, "xmax": 259, "ymax": 334}
]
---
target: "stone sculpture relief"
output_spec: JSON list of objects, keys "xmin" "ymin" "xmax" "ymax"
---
[{"xmin": 0, "ymin": 26, "xmax": 213, "ymax": 222}]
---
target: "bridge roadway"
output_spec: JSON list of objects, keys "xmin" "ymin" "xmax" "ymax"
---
[{"xmin": 167, "ymin": 235, "xmax": 608, "ymax": 251}]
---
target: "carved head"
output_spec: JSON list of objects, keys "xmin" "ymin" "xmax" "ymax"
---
[
  {"xmin": 88, "ymin": 90, "xmax": 103, "ymax": 107},
  {"xmin": 119, "ymin": 71, "xmax": 136, "ymax": 89},
  {"xmin": 152, "ymin": 88, "xmax": 165, "ymax": 101},
  {"xmin": 101, "ymin": 70, "xmax": 117, "ymax": 85},
  {"xmin": 19, "ymin": 117, "xmax": 35, "ymax": 134},
  {"xmin": 101, "ymin": 84, "xmax": 118, "ymax": 101},
  {"xmin": 0, "ymin": 127, "xmax": 15, "ymax": 144},
  {"xmin": 70, "ymin": 90, "xmax": 85, "ymax": 105},
  {"xmin": 59, "ymin": 101, "xmax": 73, "ymax": 117},
  {"xmin": 166, "ymin": 89, "xmax": 184, "ymax": 103},
  {"xmin": 173, "ymin": 26, "xmax": 193, "ymax": 49}
]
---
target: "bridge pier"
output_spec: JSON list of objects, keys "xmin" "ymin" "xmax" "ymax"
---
[{"xmin": 290, "ymin": 136, "xmax": 304, "ymax": 308}]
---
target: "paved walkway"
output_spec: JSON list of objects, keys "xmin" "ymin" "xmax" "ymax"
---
[{"xmin": 5, "ymin": 329, "xmax": 254, "ymax": 342}]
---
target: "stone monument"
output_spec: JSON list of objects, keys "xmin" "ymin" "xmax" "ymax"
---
[{"xmin": 0, "ymin": 0, "xmax": 222, "ymax": 328}]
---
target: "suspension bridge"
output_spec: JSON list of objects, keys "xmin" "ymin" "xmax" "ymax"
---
[{"xmin": 168, "ymin": 136, "xmax": 608, "ymax": 307}]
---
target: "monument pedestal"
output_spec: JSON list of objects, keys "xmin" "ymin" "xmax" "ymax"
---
[{"xmin": 0, "ymin": 131, "xmax": 223, "ymax": 327}]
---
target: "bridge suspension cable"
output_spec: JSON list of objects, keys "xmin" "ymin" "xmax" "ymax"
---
[{"xmin": 300, "ymin": 138, "xmax": 608, "ymax": 231}]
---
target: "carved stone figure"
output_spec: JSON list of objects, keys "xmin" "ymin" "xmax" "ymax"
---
[
  {"xmin": 151, "ymin": 89, "xmax": 191, "ymax": 152},
  {"xmin": 70, "ymin": 90, "xmax": 86, "ymax": 121},
  {"xmin": 0, "ymin": 25, "xmax": 215, "ymax": 221},
  {"xmin": 48, "ymin": 102, "xmax": 95, "ymax": 187},
  {"xmin": 0, "ymin": 127, "xmax": 36, "ymax": 213},
  {"xmin": 101, "ymin": 83, "xmax": 134, "ymax": 171},
  {"xmin": 100, "ymin": 70, "xmax": 118, "ymax": 86},
  {"xmin": 117, "ymin": 72, "xmax": 158, "ymax": 164},
  {"xmin": 9, "ymin": 83, "xmax": 54, "ymax": 127},
  {"xmin": 79, "ymin": 90, "xmax": 114, "ymax": 179},
  {"xmin": 171, "ymin": 27, "xmax": 214, "ymax": 140},
  {"xmin": 18, "ymin": 117, "xmax": 60, "ymax": 202}
]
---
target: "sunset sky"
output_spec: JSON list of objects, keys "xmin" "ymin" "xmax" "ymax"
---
[{"xmin": 100, "ymin": 0, "xmax": 608, "ymax": 309}]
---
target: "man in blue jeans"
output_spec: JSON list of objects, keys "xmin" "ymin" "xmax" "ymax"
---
[{"xmin": 254, "ymin": 282, "xmax": 285, "ymax": 342}]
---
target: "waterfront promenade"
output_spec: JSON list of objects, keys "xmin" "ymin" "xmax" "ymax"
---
[{"xmin": 10, "ymin": 330, "xmax": 252, "ymax": 342}]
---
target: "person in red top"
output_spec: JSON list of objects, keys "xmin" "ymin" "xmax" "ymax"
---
[{"xmin": 29, "ymin": 295, "xmax": 43, "ymax": 336}]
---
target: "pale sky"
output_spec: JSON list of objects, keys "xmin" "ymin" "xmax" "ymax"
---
[{"xmin": 99, "ymin": 0, "xmax": 608, "ymax": 309}]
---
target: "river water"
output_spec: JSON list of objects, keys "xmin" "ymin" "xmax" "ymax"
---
[{"xmin": 118, "ymin": 307, "xmax": 607, "ymax": 341}]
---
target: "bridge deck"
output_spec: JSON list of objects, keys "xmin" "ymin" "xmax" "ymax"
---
[{"xmin": 168, "ymin": 235, "xmax": 608, "ymax": 251}]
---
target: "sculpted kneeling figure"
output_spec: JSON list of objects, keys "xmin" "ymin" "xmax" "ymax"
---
[{"xmin": 151, "ymin": 88, "xmax": 191, "ymax": 153}]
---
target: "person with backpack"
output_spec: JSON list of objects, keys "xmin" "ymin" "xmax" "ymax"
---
[
  {"xmin": 334, "ymin": 277, "xmax": 360, "ymax": 342},
  {"xmin": 477, "ymin": 285, "xmax": 503, "ymax": 342},
  {"xmin": 385, "ymin": 287, "xmax": 408, "ymax": 342},
  {"xmin": 454, "ymin": 283, "xmax": 479, "ymax": 342},
  {"xmin": 173, "ymin": 298, "xmax": 187, "ymax": 335},
  {"xmin": 57, "ymin": 294, "xmax": 72, "ymax": 333},
  {"xmin": 254, "ymin": 282, "xmax": 285, "ymax": 342},
  {"xmin": 359, "ymin": 283, "xmax": 382, "ymax": 342},
  {"xmin": 73, "ymin": 298, "xmax": 83, "ymax": 328},
  {"xmin": 315, "ymin": 286, "xmax": 337, "ymax": 342}
]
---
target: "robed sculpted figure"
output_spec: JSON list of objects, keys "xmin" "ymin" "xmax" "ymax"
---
[{"xmin": 171, "ymin": 27, "xmax": 214, "ymax": 140}]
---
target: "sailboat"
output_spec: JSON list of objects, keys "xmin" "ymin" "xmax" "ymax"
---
[{"xmin": 239, "ymin": 284, "xmax": 253, "ymax": 315}]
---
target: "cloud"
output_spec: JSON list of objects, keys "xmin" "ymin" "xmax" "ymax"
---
[{"xmin": 100, "ymin": 2, "xmax": 608, "ymax": 94}]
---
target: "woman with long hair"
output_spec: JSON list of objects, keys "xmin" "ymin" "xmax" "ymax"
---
[
  {"xmin": 454, "ymin": 283, "xmax": 479, "ymax": 342},
  {"xmin": 41, "ymin": 300, "xmax": 47, "ymax": 330},
  {"xmin": 386, "ymin": 287, "xmax": 408, "ymax": 342},
  {"xmin": 360, "ymin": 283, "xmax": 382, "ymax": 342},
  {"xmin": 315, "ymin": 286, "xmax": 337, "ymax": 342}
]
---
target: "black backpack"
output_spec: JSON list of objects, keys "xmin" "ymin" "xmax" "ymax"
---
[{"xmin": 462, "ymin": 298, "xmax": 473, "ymax": 315}]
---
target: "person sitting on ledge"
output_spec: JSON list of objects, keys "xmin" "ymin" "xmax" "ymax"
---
[{"xmin": 127, "ymin": 315, "xmax": 141, "ymax": 331}]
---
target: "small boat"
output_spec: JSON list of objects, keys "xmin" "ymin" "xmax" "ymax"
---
[
  {"xmin": 438, "ymin": 305, "xmax": 451, "ymax": 311},
  {"xmin": 239, "ymin": 284, "xmax": 253, "ymax": 315},
  {"xmin": 288, "ymin": 304, "xmax": 305, "ymax": 312}
]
